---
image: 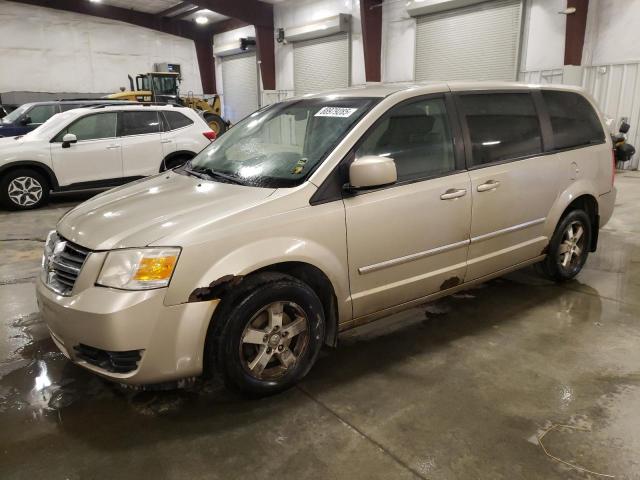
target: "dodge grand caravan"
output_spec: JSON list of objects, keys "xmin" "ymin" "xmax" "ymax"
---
[{"xmin": 37, "ymin": 82, "xmax": 616, "ymax": 396}]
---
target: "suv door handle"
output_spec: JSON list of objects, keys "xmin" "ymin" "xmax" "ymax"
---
[
  {"xmin": 161, "ymin": 139, "xmax": 172, "ymax": 144},
  {"xmin": 477, "ymin": 180, "xmax": 500, "ymax": 192},
  {"xmin": 440, "ymin": 188, "xmax": 467, "ymax": 200},
  {"xmin": 106, "ymin": 144, "xmax": 121, "ymax": 150}
]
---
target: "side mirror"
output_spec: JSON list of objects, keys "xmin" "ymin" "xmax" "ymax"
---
[
  {"xmin": 61, "ymin": 133, "xmax": 77, "ymax": 148},
  {"xmin": 348, "ymin": 155, "xmax": 397, "ymax": 190},
  {"xmin": 20, "ymin": 116, "xmax": 31, "ymax": 125}
]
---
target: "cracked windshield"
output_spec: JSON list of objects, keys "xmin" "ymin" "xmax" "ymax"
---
[{"xmin": 186, "ymin": 97, "xmax": 376, "ymax": 187}]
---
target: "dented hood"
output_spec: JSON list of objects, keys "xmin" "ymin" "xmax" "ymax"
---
[{"xmin": 57, "ymin": 172, "xmax": 276, "ymax": 250}]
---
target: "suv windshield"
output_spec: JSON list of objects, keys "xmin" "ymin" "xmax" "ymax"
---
[
  {"xmin": 1, "ymin": 103, "xmax": 31, "ymax": 124},
  {"xmin": 186, "ymin": 97, "xmax": 377, "ymax": 188}
]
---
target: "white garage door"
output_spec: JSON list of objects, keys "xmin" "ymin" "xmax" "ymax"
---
[
  {"xmin": 221, "ymin": 52, "xmax": 259, "ymax": 123},
  {"xmin": 415, "ymin": 0, "xmax": 522, "ymax": 81},
  {"xmin": 294, "ymin": 32, "xmax": 350, "ymax": 95}
]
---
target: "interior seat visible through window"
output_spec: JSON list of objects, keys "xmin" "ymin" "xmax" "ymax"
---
[{"xmin": 355, "ymin": 97, "xmax": 455, "ymax": 182}]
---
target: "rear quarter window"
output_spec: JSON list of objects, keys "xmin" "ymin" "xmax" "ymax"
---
[
  {"xmin": 542, "ymin": 90, "xmax": 605, "ymax": 150},
  {"xmin": 163, "ymin": 111, "xmax": 194, "ymax": 130}
]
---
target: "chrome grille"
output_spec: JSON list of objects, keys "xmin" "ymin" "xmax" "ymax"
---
[{"xmin": 43, "ymin": 233, "xmax": 90, "ymax": 295}]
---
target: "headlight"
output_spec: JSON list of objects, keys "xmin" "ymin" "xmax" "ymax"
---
[{"xmin": 96, "ymin": 247, "xmax": 181, "ymax": 290}]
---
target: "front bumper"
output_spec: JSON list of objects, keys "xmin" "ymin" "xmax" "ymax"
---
[{"xmin": 36, "ymin": 276, "xmax": 218, "ymax": 384}]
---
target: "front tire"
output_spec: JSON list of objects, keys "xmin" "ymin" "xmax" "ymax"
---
[
  {"xmin": 0, "ymin": 168, "xmax": 49, "ymax": 210},
  {"xmin": 209, "ymin": 273, "xmax": 325, "ymax": 397},
  {"xmin": 539, "ymin": 209, "xmax": 591, "ymax": 281}
]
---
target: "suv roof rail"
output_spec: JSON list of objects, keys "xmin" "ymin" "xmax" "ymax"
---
[
  {"xmin": 88, "ymin": 102, "xmax": 174, "ymax": 109},
  {"xmin": 55, "ymin": 98, "xmax": 128, "ymax": 102}
]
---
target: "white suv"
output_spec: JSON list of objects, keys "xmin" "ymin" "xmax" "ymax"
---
[{"xmin": 0, "ymin": 104, "xmax": 214, "ymax": 210}]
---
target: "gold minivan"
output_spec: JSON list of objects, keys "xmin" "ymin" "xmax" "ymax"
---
[{"xmin": 37, "ymin": 82, "xmax": 616, "ymax": 395}]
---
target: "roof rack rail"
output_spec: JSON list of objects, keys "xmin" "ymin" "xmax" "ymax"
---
[
  {"xmin": 55, "ymin": 98, "xmax": 128, "ymax": 102},
  {"xmin": 88, "ymin": 102, "xmax": 173, "ymax": 109}
]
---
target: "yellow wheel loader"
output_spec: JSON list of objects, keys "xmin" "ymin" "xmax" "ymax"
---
[{"xmin": 107, "ymin": 72, "xmax": 229, "ymax": 135}]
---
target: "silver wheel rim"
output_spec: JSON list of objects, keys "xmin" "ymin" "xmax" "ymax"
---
[
  {"xmin": 239, "ymin": 301, "xmax": 309, "ymax": 380},
  {"xmin": 558, "ymin": 220, "xmax": 585, "ymax": 270},
  {"xmin": 8, "ymin": 176, "xmax": 43, "ymax": 207}
]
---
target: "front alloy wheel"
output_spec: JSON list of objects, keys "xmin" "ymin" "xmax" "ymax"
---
[
  {"xmin": 8, "ymin": 176, "xmax": 43, "ymax": 207},
  {"xmin": 240, "ymin": 301, "xmax": 309, "ymax": 380}
]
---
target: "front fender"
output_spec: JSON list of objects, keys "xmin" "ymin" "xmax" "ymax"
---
[{"xmin": 165, "ymin": 236, "xmax": 350, "ymax": 319}]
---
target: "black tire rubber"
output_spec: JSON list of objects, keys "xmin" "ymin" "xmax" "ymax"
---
[
  {"xmin": 203, "ymin": 112, "xmax": 228, "ymax": 136},
  {"xmin": 0, "ymin": 168, "xmax": 50, "ymax": 210},
  {"xmin": 206, "ymin": 272, "xmax": 325, "ymax": 397},
  {"xmin": 160, "ymin": 155, "xmax": 192, "ymax": 172},
  {"xmin": 539, "ymin": 209, "xmax": 592, "ymax": 282}
]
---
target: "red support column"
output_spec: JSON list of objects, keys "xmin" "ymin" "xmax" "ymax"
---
[
  {"xmin": 193, "ymin": 31, "xmax": 216, "ymax": 94},
  {"xmin": 360, "ymin": 0, "xmax": 382, "ymax": 82},
  {"xmin": 564, "ymin": 0, "xmax": 590, "ymax": 65},
  {"xmin": 255, "ymin": 23, "xmax": 276, "ymax": 90}
]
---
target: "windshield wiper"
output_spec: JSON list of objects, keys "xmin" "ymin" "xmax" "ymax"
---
[{"xmin": 188, "ymin": 166, "xmax": 247, "ymax": 185}]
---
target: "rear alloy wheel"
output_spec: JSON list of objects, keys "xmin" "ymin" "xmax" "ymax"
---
[
  {"xmin": 539, "ymin": 209, "xmax": 591, "ymax": 281},
  {"xmin": 0, "ymin": 169, "xmax": 49, "ymax": 210}
]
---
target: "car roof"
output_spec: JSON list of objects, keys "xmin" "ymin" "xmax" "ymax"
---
[{"xmin": 297, "ymin": 81, "xmax": 587, "ymax": 99}]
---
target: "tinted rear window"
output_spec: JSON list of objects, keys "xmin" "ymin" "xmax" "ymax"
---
[
  {"xmin": 542, "ymin": 91, "xmax": 604, "ymax": 150},
  {"xmin": 119, "ymin": 111, "xmax": 161, "ymax": 136},
  {"xmin": 163, "ymin": 111, "xmax": 193, "ymax": 130},
  {"xmin": 459, "ymin": 93, "xmax": 543, "ymax": 166}
]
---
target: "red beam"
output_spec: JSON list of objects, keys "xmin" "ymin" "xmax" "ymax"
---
[
  {"xmin": 255, "ymin": 23, "xmax": 276, "ymax": 90},
  {"xmin": 564, "ymin": 0, "xmax": 589, "ymax": 65},
  {"xmin": 360, "ymin": 0, "xmax": 382, "ymax": 82}
]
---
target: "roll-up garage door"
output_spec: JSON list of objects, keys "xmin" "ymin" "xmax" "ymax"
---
[
  {"xmin": 221, "ymin": 52, "xmax": 259, "ymax": 123},
  {"xmin": 294, "ymin": 32, "xmax": 350, "ymax": 95},
  {"xmin": 415, "ymin": 0, "xmax": 522, "ymax": 81}
]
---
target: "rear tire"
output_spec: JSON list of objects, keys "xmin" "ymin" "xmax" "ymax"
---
[
  {"xmin": 0, "ymin": 168, "xmax": 50, "ymax": 210},
  {"xmin": 206, "ymin": 273, "xmax": 325, "ymax": 397},
  {"xmin": 203, "ymin": 112, "xmax": 228, "ymax": 136},
  {"xmin": 539, "ymin": 209, "xmax": 591, "ymax": 282}
]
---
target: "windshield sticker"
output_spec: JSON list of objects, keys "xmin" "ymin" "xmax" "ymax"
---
[
  {"xmin": 291, "ymin": 158, "xmax": 308, "ymax": 175},
  {"xmin": 314, "ymin": 107, "xmax": 358, "ymax": 118}
]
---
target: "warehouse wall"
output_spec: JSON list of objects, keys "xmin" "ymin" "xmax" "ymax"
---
[
  {"xmin": 0, "ymin": 1, "xmax": 203, "ymax": 99},
  {"xmin": 583, "ymin": 0, "xmax": 640, "ymax": 65}
]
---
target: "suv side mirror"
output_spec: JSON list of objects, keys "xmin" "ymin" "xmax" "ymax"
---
[
  {"xmin": 348, "ymin": 155, "xmax": 397, "ymax": 190},
  {"xmin": 20, "ymin": 116, "xmax": 31, "ymax": 125},
  {"xmin": 61, "ymin": 133, "xmax": 78, "ymax": 148}
]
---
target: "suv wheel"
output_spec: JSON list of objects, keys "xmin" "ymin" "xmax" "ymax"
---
[
  {"xmin": 539, "ymin": 209, "xmax": 591, "ymax": 281},
  {"xmin": 0, "ymin": 169, "xmax": 50, "ymax": 210},
  {"xmin": 209, "ymin": 273, "xmax": 325, "ymax": 397}
]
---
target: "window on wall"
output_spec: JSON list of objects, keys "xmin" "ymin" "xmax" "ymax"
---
[
  {"xmin": 355, "ymin": 97, "xmax": 456, "ymax": 182},
  {"xmin": 459, "ymin": 93, "xmax": 542, "ymax": 166},
  {"xmin": 542, "ymin": 91, "xmax": 605, "ymax": 150},
  {"xmin": 53, "ymin": 113, "xmax": 117, "ymax": 142}
]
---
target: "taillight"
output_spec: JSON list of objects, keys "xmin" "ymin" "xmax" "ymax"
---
[{"xmin": 203, "ymin": 131, "xmax": 216, "ymax": 141}]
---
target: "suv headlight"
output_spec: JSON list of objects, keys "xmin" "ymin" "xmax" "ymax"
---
[{"xmin": 96, "ymin": 247, "xmax": 181, "ymax": 290}]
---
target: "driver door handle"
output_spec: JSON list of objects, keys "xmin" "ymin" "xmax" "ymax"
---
[
  {"xmin": 440, "ymin": 188, "xmax": 467, "ymax": 200},
  {"xmin": 106, "ymin": 144, "xmax": 121, "ymax": 150},
  {"xmin": 477, "ymin": 180, "xmax": 500, "ymax": 192}
]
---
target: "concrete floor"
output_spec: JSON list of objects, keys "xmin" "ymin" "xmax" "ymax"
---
[{"xmin": 1, "ymin": 175, "xmax": 639, "ymax": 480}]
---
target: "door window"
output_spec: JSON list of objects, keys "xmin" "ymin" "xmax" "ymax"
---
[
  {"xmin": 459, "ymin": 93, "xmax": 542, "ymax": 166},
  {"xmin": 119, "ymin": 111, "xmax": 161, "ymax": 136},
  {"xmin": 542, "ymin": 91, "xmax": 605, "ymax": 150},
  {"xmin": 53, "ymin": 113, "xmax": 117, "ymax": 141},
  {"xmin": 163, "ymin": 111, "xmax": 194, "ymax": 130},
  {"xmin": 355, "ymin": 97, "xmax": 456, "ymax": 182},
  {"xmin": 27, "ymin": 104, "xmax": 58, "ymax": 124}
]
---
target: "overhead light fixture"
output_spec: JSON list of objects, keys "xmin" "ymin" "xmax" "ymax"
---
[
  {"xmin": 90, "ymin": 0, "xmax": 102, "ymax": 3},
  {"xmin": 195, "ymin": 16, "xmax": 208, "ymax": 24}
]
